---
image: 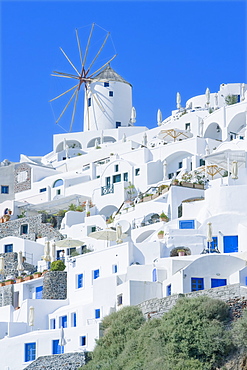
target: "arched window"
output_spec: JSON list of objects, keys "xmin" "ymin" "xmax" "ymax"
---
[
  {"xmin": 152, "ymin": 268, "xmax": 157, "ymax": 282},
  {"xmin": 53, "ymin": 179, "xmax": 64, "ymax": 188}
]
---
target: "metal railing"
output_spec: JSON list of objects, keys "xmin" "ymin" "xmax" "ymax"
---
[{"xmin": 101, "ymin": 184, "xmax": 114, "ymax": 196}]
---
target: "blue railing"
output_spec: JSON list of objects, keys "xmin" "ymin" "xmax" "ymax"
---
[{"xmin": 101, "ymin": 184, "xmax": 114, "ymax": 196}]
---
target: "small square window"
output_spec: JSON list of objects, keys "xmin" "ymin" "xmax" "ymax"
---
[
  {"xmin": 95, "ymin": 309, "xmax": 100, "ymax": 319},
  {"xmin": 39, "ymin": 188, "xmax": 46, "ymax": 193},
  {"xmin": 167, "ymin": 284, "xmax": 171, "ymax": 296},
  {"xmin": 4, "ymin": 244, "xmax": 13, "ymax": 253},
  {"xmin": 104, "ymin": 82, "xmax": 109, "ymax": 87},
  {"xmin": 115, "ymin": 165, "xmax": 119, "ymax": 172},
  {"xmin": 123, "ymin": 172, "xmax": 128, "ymax": 182},
  {"xmin": 93, "ymin": 269, "xmax": 100, "ymax": 280},
  {"xmin": 116, "ymin": 122, "xmax": 121, "ymax": 128},
  {"xmin": 135, "ymin": 168, "xmax": 140, "ymax": 176},
  {"xmin": 88, "ymin": 97, "xmax": 91, "ymax": 107},
  {"xmin": 1, "ymin": 186, "xmax": 9, "ymax": 194},
  {"xmin": 81, "ymin": 335, "xmax": 86, "ymax": 346},
  {"xmin": 185, "ymin": 123, "xmax": 191, "ymax": 131},
  {"xmin": 168, "ymin": 172, "xmax": 174, "ymax": 180},
  {"xmin": 178, "ymin": 162, "xmax": 182, "ymax": 169},
  {"xmin": 112, "ymin": 264, "xmax": 118, "ymax": 273},
  {"xmin": 117, "ymin": 294, "xmax": 123, "ymax": 306},
  {"xmin": 200, "ymin": 159, "xmax": 205, "ymax": 166},
  {"xmin": 113, "ymin": 174, "xmax": 121, "ymax": 183},
  {"xmin": 20, "ymin": 224, "xmax": 28, "ymax": 235},
  {"xmin": 109, "ymin": 91, "xmax": 113, "ymax": 97},
  {"xmin": 77, "ymin": 274, "xmax": 83, "ymax": 289},
  {"xmin": 57, "ymin": 189, "xmax": 61, "ymax": 195}
]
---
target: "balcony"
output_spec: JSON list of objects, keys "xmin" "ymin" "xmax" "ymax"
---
[{"xmin": 101, "ymin": 184, "xmax": 114, "ymax": 196}]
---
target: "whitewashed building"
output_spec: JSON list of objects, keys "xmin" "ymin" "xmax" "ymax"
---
[{"xmin": 0, "ymin": 71, "xmax": 247, "ymax": 369}]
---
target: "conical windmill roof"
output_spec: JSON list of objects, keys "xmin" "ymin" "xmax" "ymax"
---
[{"xmin": 92, "ymin": 65, "xmax": 131, "ymax": 86}]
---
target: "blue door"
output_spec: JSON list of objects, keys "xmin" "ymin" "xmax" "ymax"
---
[
  {"xmin": 211, "ymin": 278, "xmax": 227, "ymax": 288},
  {"xmin": 52, "ymin": 340, "xmax": 64, "ymax": 354},
  {"xmin": 223, "ymin": 235, "xmax": 238, "ymax": 253},
  {"xmin": 210, "ymin": 237, "xmax": 218, "ymax": 252}
]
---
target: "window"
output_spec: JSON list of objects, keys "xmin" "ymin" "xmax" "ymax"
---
[
  {"xmin": 109, "ymin": 91, "xmax": 113, "ymax": 97},
  {"xmin": 210, "ymin": 237, "xmax": 218, "ymax": 252},
  {"xmin": 95, "ymin": 309, "xmax": 100, "ymax": 319},
  {"xmin": 178, "ymin": 162, "xmax": 182, "ymax": 169},
  {"xmin": 179, "ymin": 220, "xmax": 195, "ymax": 229},
  {"xmin": 112, "ymin": 264, "xmax": 118, "ymax": 273},
  {"xmin": 39, "ymin": 188, "xmax": 47, "ymax": 193},
  {"xmin": 4, "ymin": 244, "xmax": 13, "ymax": 253},
  {"xmin": 53, "ymin": 179, "xmax": 63, "ymax": 188},
  {"xmin": 113, "ymin": 174, "xmax": 121, "ymax": 183},
  {"xmin": 57, "ymin": 189, "xmax": 61, "ymax": 195},
  {"xmin": 168, "ymin": 172, "xmax": 174, "ymax": 179},
  {"xmin": 116, "ymin": 122, "xmax": 121, "ymax": 128},
  {"xmin": 17, "ymin": 171, "xmax": 27, "ymax": 183},
  {"xmin": 200, "ymin": 159, "xmax": 205, "ymax": 166},
  {"xmin": 25, "ymin": 342, "xmax": 36, "ymax": 362},
  {"xmin": 81, "ymin": 336, "xmax": 86, "ymax": 346},
  {"xmin": 71, "ymin": 312, "xmax": 76, "ymax": 327},
  {"xmin": 106, "ymin": 176, "xmax": 111, "ymax": 187},
  {"xmin": 167, "ymin": 284, "xmax": 171, "ymax": 296},
  {"xmin": 52, "ymin": 339, "xmax": 64, "ymax": 354},
  {"xmin": 135, "ymin": 168, "xmax": 140, "ymax": 176},
  {"xmin": 60, "ymin": 315, "xmax": 67, "ymax": 328},
  {"xmin": 152, "ymin": 268, "xmax": 157, "ymax": 282},
  {"xmin": 1, "ymin": 185, "xmax": 9, "ymax": 194},
  {"xmin": 117, "ymin": 294, "xmax": 123, "ymax": 306},
  {"xmin": 88, "ymin": 97, "xmax": 91, "ymax": 107},
  {"xmin": 77, "ymin": 274, "xmax": 83, "ymax": 289},
  {"xmin": 20, "ymin": 224, "xmax": 28, "ymax": 234},
  {"xmin": 104, "ymin": 82, "xmax": 109, "ymax": 87},
  {"xmin": 185, "ymin": 123, "xmax": 191, "ymax": 131},
  {"xmin": 93, "ymin": 269, "xmax": 100, "ymax": 280},
  {"xmin": 115, "ymin": 164, "xmax": 119, "ymax": 172},
  {"xmin": 123, "ymin": 172, "xmax": 128, "ymax": 182},
  {"xmin": 211, "ymin": 279, "xmax": 227, "ymax": 288},
  {"xmin": 91, "ymin": 226, "xmax": 96, "ymax": 233},
  {"xmin": 50, "ymin": 318, "xmax": 56, "ymax": 329},
  {"xmin": 35, "ymin": 286, "xmax": 43, "ymax": 299},
  {"xmin": 191, "ymin": 278, "xmax": 204, "ymax": 292},
  {"xmin": 223, "ymin": 235, "xmax": 238, "ymax": 253}
]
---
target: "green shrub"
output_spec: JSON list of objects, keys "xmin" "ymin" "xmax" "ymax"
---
[
  {"xmin": 232, "ymin": 309, "xmax": 247, "ymax": 348},
  {"xmin": 50, "ymin": 260, "xmax": 66, "ymax": 271}
]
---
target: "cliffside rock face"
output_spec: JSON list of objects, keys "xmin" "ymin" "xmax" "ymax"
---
[{"xmin": 42, "ymin": 271, "xmax": 67, "ymax": 300}]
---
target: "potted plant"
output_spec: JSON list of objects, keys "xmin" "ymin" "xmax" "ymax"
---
[
  {"xmin": 172, "ymin": 179, "xmax": 179, "ymax": 186},
  {"xmin": 5, "ymin": 279, "xmax": 15, "ymax": 285},
  {"xmin": 33, "ymin": 272, "xmax": 42, "ymax": 278},
  {"xmin": 24, "ymin": 275, "xmax": 33, "ymax": 281},
  {"xmin": 16, "ymin": 276, "xmax": 24, "ymax": 283},
  {"xmin": 160, "ymin": 212, "xmax": 169, "ymax": 222},
  {"xmin": 50, "ymin": 260, "xmax": 66, "ymax": 271},
  {"xmin": 86, "ymin": 211, "xmax": 90, "ymax": 217},
  {"xmin": 42, "ymin": 269, "xmax": 48, "ymax": 276},
  {"xmin": 158, "ymin": 230, "xmax": 164, "ymax": 239},
  {"xmin": 177, "ymin": 249, "xmax": 186, "ymax": 256},
  {"xmin": 0, "ymin": 281, "xmax": 5, "ymax": 287}
]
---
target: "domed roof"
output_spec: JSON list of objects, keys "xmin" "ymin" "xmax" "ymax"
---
[{"xmin": 92, "ymin": 65, "xmax": 131, "ymax": 86}]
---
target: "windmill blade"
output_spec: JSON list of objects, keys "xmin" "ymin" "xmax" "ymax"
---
[
  {"xmin": 75, "ymin": 28, "xmax": 83, "ymax": 67},
  {"xmin": 89, "ymin": 54, "xmax": 117, "ymax": 78},
  {"xmin": 51, "ymin": 74, "xmax": 80, "ymax": 80},
  {"xmin": 49, "ymin": 83, "xmax": 78, "ymax": 102},
  {"xmin": 52, "ymin": 70, "xmax": 80, "ymax": 79},
  {"xmin": 69, "ymin": 89, "xmax": 79, "ymax": 132},
  {"xmin": 87, "ymin": 32, "xmax": 110, "ymax": 72},
  {"xmin": 60, "ymin": 47, "xmax": 81, "ymax": 76},
  {"xmin": 55, "ymin": 88, "xmax": 78, "ymax": 123},
  {"xmin": 82, "ymin": 23, "xmax": 95, "ymax": 69},
  {"xmin": 92, "ymin": 92, "xmax": 105, "ymax": 112}
]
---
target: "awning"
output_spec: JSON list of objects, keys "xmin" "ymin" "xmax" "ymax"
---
[
  {"xmin": 205, "ymin": 149, "xmax": 246, "ymax": 171},
  {"xmin": 18, "ymin": 194, "xmax": 90, "ymax": 213}
]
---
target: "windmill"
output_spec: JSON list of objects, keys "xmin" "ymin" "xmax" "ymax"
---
[{"xmin": 50, "ymin": 23, "xmax": 117, "ymax": 132}]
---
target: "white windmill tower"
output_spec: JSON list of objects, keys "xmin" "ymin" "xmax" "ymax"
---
[{"xmin": 50, "ymin": 24, "xmax": 133, "ymax": 133}]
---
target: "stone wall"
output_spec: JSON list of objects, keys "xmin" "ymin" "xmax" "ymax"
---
[
  {"xmin": 138, "ymin": 284, "xmax": 247, "ymax": 320},
  {"xmin": 24, "ymin": 352, "xmax": 87, "ymax": 370},
  {"xmin": 0, "ymin": 252, "xmax": 35, "ymax": 280},
  {"xmin": 0, "ymin": 284, "xmax": 14, "ymax": 306},
  {"xmin": 14, "ymin": 163, "xmax": 31, "ymax": 193},
  {"xmin": 0, "ymin": 215, "xmax": 64, "ymax": 241},
  {"xmin": 42, "ymin": 271, "xmax": 67, "ymax": 300}
]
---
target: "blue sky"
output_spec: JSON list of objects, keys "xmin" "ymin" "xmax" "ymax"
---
[{"xmin": 1, "ymin": 0, "xmax": 246, "ymax": 162}]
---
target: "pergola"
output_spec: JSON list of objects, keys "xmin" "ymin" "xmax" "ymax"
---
[{"xmin": 158, "ymin": 128, "xmax": 193, "ymax": 142}]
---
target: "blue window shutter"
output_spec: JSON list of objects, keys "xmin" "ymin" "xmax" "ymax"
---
[
  {"xmin": 211, "ymin": 278, "xmax": 227, "ymax": 288},
  {"xmin": 167, "ymin": 284, "xmax": 171, "ymax": 296},
  {"xmin": 93, "ymin": 269, "xmax": 100, "ymax": 279},
  {"xmin": 77, "ymin": 274, "xmax": 83, "ymax": 288},
  {"xmin": 179, "ymin": 220, "xmax": 195, "ymax": 229},
  {"xmin": 191, "ymin": 278, "xmax": 204, "ymax": 291},
  {"xmin": 81, "ymin": 336, "xmax": 86, "ymax": 346},
  {"xmin": 223, "ymin": 236, "xmax": 238, "ymax": 253},
  {"xmin": 72, "ymin": 312, "xmax": 76, "ymax": 327},
  {"xmin": 61, "ymin": 316, "xmax": 67, "ymax": 328},
  {"xmin": 152, "ymin": 269, "xmax": 157, "ymax": 282},
  {"xmin": 25, "ymin": 343, "xmax": 36, "ymax": 362},
  {"xmin": 95, "ymin": 309, "xmax": 100, "ymax": 319},
  {"xmin": 35, "ymin": 286, "xmax": 43, "ymax": 299}
]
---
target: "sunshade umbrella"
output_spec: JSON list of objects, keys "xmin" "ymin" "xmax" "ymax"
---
[
  {"xmin": 50, "ymin": 242, "xmax": 56, "ymax": 262},
  {"xmin": 59, "ymin": 326, "xmax": 67, "ymax": 347},
  {"xmin": 157, "ymin": 109, "xmax": 162, "ymax": 125},
  {"xmin": 163, "ymin": 160, "xmax": 167, "ymax": 180},
  {"xmin": 205, "ymin": 87, "xmax": 210, "ymax": 106},
  {"xmin": 130, "ymin": 107, "xmax": 136, "ymax": 124},
  {"xmin": 122, "ymin": 133, "xmax": 126, "ymax": 142},
  {"xmin": 158, "ymin": 128, "xmax": 193, "ymax": 142},
  {"xmin": 143, "ymin": 132, "xmax": 147, "ymax": 146},
  {"xmin": 56, "ymin": 238, "xmax": 84, "ymax": 248},
  {"xmin": 17, "ymin": 251, "xmax": 24, "ymax": 273},
  {"xmin": 94, "ymin": 138, "xmax": 99, "ymax": 149},
  {"xmin": 231, "ymin": 161, "xmax": 238, "ymax": 179},
  {"xmin": 85, "ymin": 200, "xmax": 90, "ymax": 214},
  {"xmin": 176, "ymin": 92, "xmax": 181, "ymax": 109},
  {"xmin": 207, "ymin": 222, "xmax": 213, "ymax": 252},
  {"xmin": 116, "ymin": 225, "xmax": 123, "ymax": 244},
  {"xmin": 29, "ymin": 306, "xmax": 34, "ymax": 327},
  {"xmin": 43, "ymin": 241, "xmax": 51, "ymax": 262},
  {"xmin": 101, "ymin": 130, "xmax": 104, "ymax": 145},
  {"xmin": 88, "ymin": 228, "xmax": 127, "ymax": 246},
  {"xmin": 241, "ymin": 83, "xmax": 245, "ymax": 101}
]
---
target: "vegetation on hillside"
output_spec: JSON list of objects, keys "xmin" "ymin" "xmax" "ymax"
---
[{"xmin": 80, "ymin": 297, "xmax": 247, "ymax": 370}]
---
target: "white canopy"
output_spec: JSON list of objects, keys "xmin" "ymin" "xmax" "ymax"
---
[{"xmin": 205, "ymin": 149, "xmax": 246, "ymax": 171}]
